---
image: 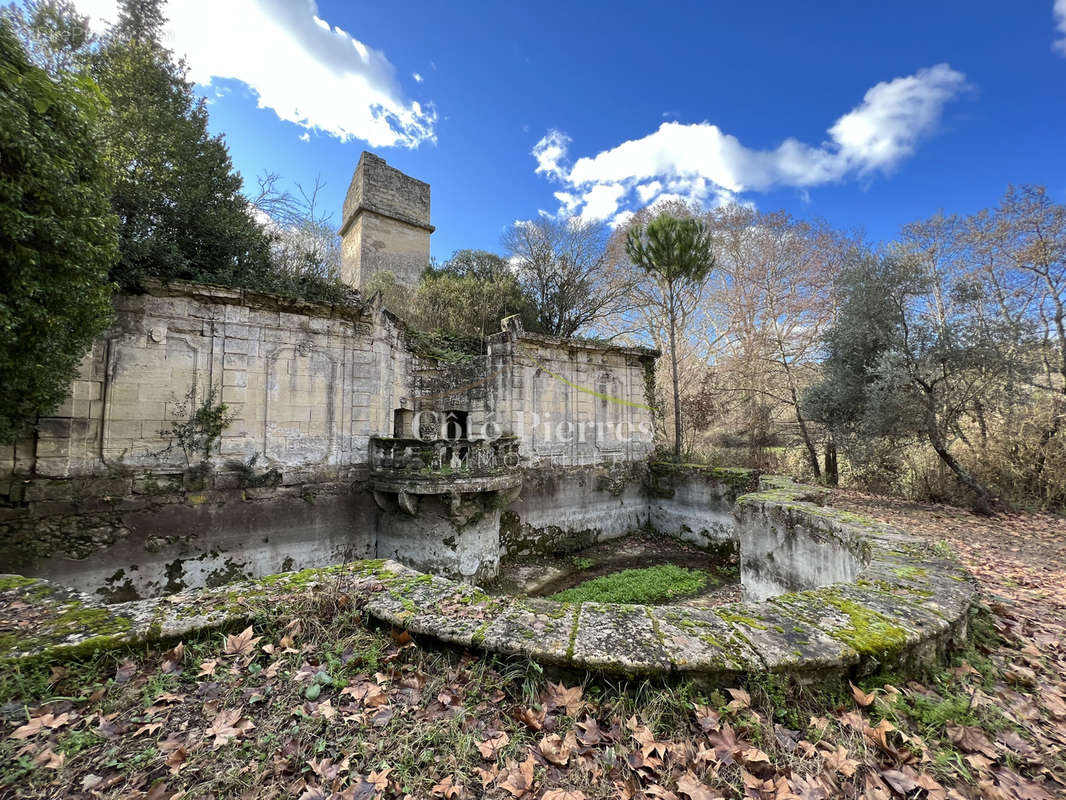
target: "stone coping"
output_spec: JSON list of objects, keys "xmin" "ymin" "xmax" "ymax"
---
[
  {"xmin": 0, "ymin": 476, "xmax": 975, "ymax": 681},
  {"xmin": 136, "ymin": 279, "xmax": 367, "ymax": 321}
]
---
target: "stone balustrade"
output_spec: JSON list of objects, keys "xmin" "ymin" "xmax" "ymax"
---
[{"xmin": 368, "ymin": 435, "xmax": 520, "ymax": 479}]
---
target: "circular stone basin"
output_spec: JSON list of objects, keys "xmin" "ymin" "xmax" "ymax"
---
[
  {"xmin": 487, "ymin": 532, "xmax": 742, "ymax": 608},
  {"xmin": 361, "ymin": 475, "xmax": 976, "ymax": 680},
  {"xmin": 0, "ymin": 474, "xmax": 977, "ymax": 683}
]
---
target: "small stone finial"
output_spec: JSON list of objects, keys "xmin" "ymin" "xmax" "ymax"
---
[{"xmin": 500, "ymin": 315, "xmax": 524, "ymax": 336}]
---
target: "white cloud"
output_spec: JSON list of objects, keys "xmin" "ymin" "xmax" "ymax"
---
[
  {"xmin": 532, "ymin": 129, "xmax": 571, "ymax": 180},
  {"xmin": 579, "ymin": 182, "xmax": 628, "ymax": 222},
  {"xmin": 73, "ymin": 0, "xmax": 435, "ymax": 148},
  {"xmin": 1055, "ymin": 0, "xmax": 1066, "ymax": 55},
  {"xmin": 636, "ymin": 181, "xmax": 662, "ymax": 204},
  {"xmin": 533, "ymin": 64, "xmax": 967, "ymax": 221},
  {"xmin": 299, "ymin": 132, "xmax": 310, "ymax": 142},
  {"xmin": 413, "ymin": 72, "xmax": 424, "ymax": 83}
]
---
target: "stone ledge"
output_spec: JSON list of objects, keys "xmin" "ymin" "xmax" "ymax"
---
[{"xmin": 0, "ymin": 476, "xmax": 976, "ymax": 684}]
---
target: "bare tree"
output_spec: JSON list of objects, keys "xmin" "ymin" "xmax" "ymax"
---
[
  {"xmin": 503, "ymin": 216, "xmax": 635, "ymax": 337},
  {"xmin": 706, "ymin": 206, "xmax": 846, "ymax": 478},
  {"xmin": 966, "ymin": 186, "xmax": 1066, "ymax": 482},
  {"xmin": 252, "ymin": 172, "xmax": 340, "ymax": 280}
]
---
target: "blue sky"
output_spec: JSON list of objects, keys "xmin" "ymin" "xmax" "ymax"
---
[{"xmin": 77, "ymin": 0, "xmax": 1066, "ymax": 261}]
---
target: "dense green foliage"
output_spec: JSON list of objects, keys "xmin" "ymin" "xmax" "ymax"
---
[
  {"xmin": 1, "ymin": 0, "xmax": 93, "ymax": 77},
  {"xmin": 0, "ymin": 23, "xmax": 117, "ymax": 443},
  {"xmin": 804, "ymin": 253, "xmax": 1024, "ymax": 508},
  {"xmin": 365, "ymin": 249, "xmax": 542, "ymax": 340},
  {"xmin": 89, "ymin": 2, "xmax": 274, "ymax": 291},
  {"xmin": 548, "ymin": 564, "xmax": 708, "ymax": 604},
  {"xmin": 417, "ymin": 250, "xmax": 541, "ymax": 337},
  {"xmin": 7, "ymin": 0, "xmax": 352, "ymax": 307}
]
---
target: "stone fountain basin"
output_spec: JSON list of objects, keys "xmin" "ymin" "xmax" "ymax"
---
[{"xmin": 0, "ymin": 477, "xmax": 975, "ymax": 682}]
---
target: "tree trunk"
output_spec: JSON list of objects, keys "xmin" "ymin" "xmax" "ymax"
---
[
  {"xmin": 669, "ymin": 304, "xmax": 682, "ymax": 460},
  {"xmin": 824, "ymin": 437, "xmax": 839, "ymax": 488},
  {"xmin": 927, "ymin": 428, "xmax": 993, "ymax": 513},
  {"xmin": 789, "ymin": 384, "xmax": 821, "ymax": 481}
]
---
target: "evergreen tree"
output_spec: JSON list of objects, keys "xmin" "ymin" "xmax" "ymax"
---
[
  {"xmin": 91, "ymin": 0, "xmax": 272, "ymax": 289},
  {"xmin": 803, "ymin": 253, "xmax": 1020, "ymax": 510},
  {"xmin": 625, "ymin": 213, "xmax": 716, "ymax": 459},
  {"xmin": 0, "ymin": 22, "xmax": 117, "ymax": 442}
]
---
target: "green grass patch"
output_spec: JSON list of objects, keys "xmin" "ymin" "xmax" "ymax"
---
[{"xmin": 548, "ymin": 564, "xmax": 708, "ymax": 605}]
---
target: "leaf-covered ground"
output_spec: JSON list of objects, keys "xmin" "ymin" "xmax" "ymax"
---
[{"xmin": 1, "ymin": 493, "xmax": 1065, "ymax": 800}]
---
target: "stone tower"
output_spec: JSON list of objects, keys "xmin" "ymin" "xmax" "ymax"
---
[{"xmin": 339, "ymin": 152, "xmax": 434, "ymax": 291}]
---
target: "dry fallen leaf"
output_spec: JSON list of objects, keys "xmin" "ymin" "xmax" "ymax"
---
[
  {"xmin": 677, "ymin": 772, "xmax": 722, "ymax": 800},
  {"xmin": 499, "ymin": 753, "xmax": 536, "ymax": 798},
  {"xmin": 542, "ymin": 790, "xmax": 587, "ymax": 800},
  {"xmin": 10, "ymin": 712, "xmax": 70, "ymax": 740},
  {"xmin": 205, "ymin": 708, "xmax": 255, "ymax": 749},
  {"xmin": 478, "ymin": 730, "xmax": 510, "ymax": 760},
  {"xmin": 223, "ymin": 626, "xmax": 262, "ymax": 658},
  {"xmin": 850, "ymin": 681, "xmax": 877, "ymax": 707}
]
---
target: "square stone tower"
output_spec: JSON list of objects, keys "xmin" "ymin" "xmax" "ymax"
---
[{"xmin": 339, "ymin": 152, "xmax": 434, "ymax": 291}]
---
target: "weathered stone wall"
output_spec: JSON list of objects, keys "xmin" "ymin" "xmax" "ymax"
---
[
  {"xmin": 735, "ymin": 477, "xmax": 866, "ymax": 602},
  {"xmin": 0, "ymin": 283, "xmax": 412, "ymax": 480},
  {"xmin": 339, "ymin": 152, "xmax": 433, "ymax": 290},
  {"xmin": 502, "ymin": 464, "xmax": 651, "ymax": 556},
  {"xmin": 376, "ymin": 498, "xmax": 501, "ymax": 584},
  {"xmin": 646, "ymin": 464, "xmax": 758, "ymax": 550},
  {"xmin": 0, "ymin": 282, "xmax": 662, "ymax": 596},
  {"xmin": 486, "ymin": 325, "xmax": 657, "ymax": 468},
  {"xmin": 14, "ymin": 476, "xmax": 376, "ymax": 602}
]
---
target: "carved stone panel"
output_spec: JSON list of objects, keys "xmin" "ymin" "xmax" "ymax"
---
[{"xmin": 264, "ymin": 343, "xmax": 338, "ymax": 465}]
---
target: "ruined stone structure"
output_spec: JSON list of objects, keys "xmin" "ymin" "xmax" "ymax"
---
[
  {"xmin": 0, "ymin": 154, "xmax": 659, "ymax": 595},
  {"xmin": 0, "ymin": 155, "xmax": 978, "ymax": 683},
  {"xmin": 339, "ymin": 151, "xmax": 434, "ymax": 291},
  {"xmin": 2, "ymin": 473, "xmax": 976, "ymax": 684},
  {"xmin": 0, "ymin": 280, "xmax": 656, "ymax": 595}
]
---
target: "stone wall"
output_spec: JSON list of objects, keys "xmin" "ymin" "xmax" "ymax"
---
[
  {"xmin": 0, "ymin": 283, "xmax": 660, "ymax": 596},
  {"xmin": 646, "ymin": 464, "xmax": 757, "ymax": 550},
  {"xmin": 486, "ymin": 324, "xmax": 657, "ymax": 467},
  {"xmin": 376, "ymin": 498, "xmax": 502, "ymax": 584},
  {"xmin": 13, "ymin": 475, "xmax": 376, "ymax": 601},
  {"xmin": 0, "ymin": 282, "xmax": 409, "ymax": 479},
  {"xmin": 502, "ymin": 464, "xmax": 650, "ymax": 556},
  {"xmin": 735, "ymin": 477, "xmax": 865, "ymax": 602}
]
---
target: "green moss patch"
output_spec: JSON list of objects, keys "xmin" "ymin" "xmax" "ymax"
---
[{"xmin": 548, "ymin": 564, "xmax": 708, "ymax": 605}]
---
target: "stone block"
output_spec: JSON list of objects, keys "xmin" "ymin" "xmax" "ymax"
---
[
  {"xmin": 571, "ymin": 603, "xmax": 670, "ymax": 674},
  {"xmin": 105, "ymin": 421, "xmax": 143, "ymax": 440},
  {"xmin": 32, "ymin": 458, "xmax": 71, "ymax": 477},
  {"xmin": 651, "ymin": 606, "xmax": 762, "ymax": 674},
  {"xmin": 73, "ymin": 380, "xmax": 102, "ymax": 401},
  {"xmin": 279, "ymin": 312, "xmax": 306, "ymax": 330},
  {"xmin": 225, "ymin": 323, "xmax": 254, "ymax": 340},
  {"xmin": 224, "ymin": 304, "xmax": 248, "ymax": 323},
  {"xmin": 262, "ymin": 327, "xmax": 290, "ymax": 342},
  {"xmin": 481, "ymin": 599, "xmax": 577, "ymax": 664},
  {"xmin": 224, "ymin": 338, "xmax": 257, "ymax": 355},
  {"xmin": 248, "ymin": 310, "xmax": 280, "ymax": 327}
]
